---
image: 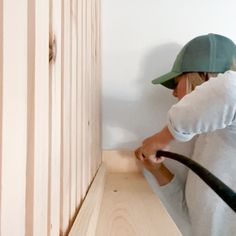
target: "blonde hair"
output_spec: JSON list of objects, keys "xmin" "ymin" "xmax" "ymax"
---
[
  {"xmin": 230, "ymin": 58, "xmax": 236, "ymax": 71},
  {"xmin": 185, "ymin": 72, "xmax": 217, "ymax": 94}
]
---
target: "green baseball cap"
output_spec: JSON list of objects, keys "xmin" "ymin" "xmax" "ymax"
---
[{"xmin": 152, "ymin": 33, "xmax": 236, "ymax": 89}]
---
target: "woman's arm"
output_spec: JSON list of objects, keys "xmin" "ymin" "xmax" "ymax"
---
[
  {"xmin": 135, "ymin": 126, "xmax": 174, "ymax": 186},
  {"xmin": 142, "ymin": 161, "xmax": 174, "ymax": 186},
  {"xmin": 135, "ymin": 126, "xmax": 174, "ymax": 159},
  {"xmin": 168, "ymin": 73, "xmax": 236, "ymax": 142}
]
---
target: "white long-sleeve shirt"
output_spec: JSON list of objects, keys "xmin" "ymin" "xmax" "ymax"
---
[{"xmin": 145, "ymin": 71, "xmax": 236, "ymax": 236}]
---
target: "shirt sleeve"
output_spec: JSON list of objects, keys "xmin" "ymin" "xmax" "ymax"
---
[
  {"xmin": 143, "ymin": 168, "xmax": 191, "ymax": 235},
  {"xmin": 167, "ymin": 72, "xmax": 236, "ymax": 142}
]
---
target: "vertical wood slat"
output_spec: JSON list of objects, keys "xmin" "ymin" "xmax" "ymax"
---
[
  {"xmin": 60, "ymin": 0, "xmax": 71, "ymax": 234},
  {"xmin": 48, "ymin": 1, "xmax": 53, "ymax": 235},
  {"xmin": 49, "ymin": 0, "xmax": 62, "ymax": 235},
  {"xmin": 48, "ymin": 2, "xmax": 53, "ymax": 234},
  {"xmin": 94, "ymin": 0, "xmax": 102, "ymax": 172},
  {"xmin": 86, "ymin": 0, "xmax": 92, "ymax": 186},
  {"xmin": 70, "ymin": 0, "xmax": 77, "ymax": 220},
  {"xmin": 81, "ymin": 0, "xmax": 88, "ymax": 198},
  {"xmin": 91, "ymin": 0, "xmax": 101, "ymax": 178},
  {"xmin": 88, "ymin": 0, "xmax": 93, "ymax": 185},
  {"xmin": 97, "ymin": 0, "xmax": 102, "ymax": 168},
  {"xmin": 1, "ymin": 0, "xmax": 28, "ymax": 235},
  {"xmin": 0, "ymin": 0, "xmax": 3, "ymax": 233},
  {"xmin": 33, "ymin": 0, "xmax": 49, "ymax": 235},
  {"xmin": 91, "ymin": 0, "xmax": 96, "ymax": 178},
  {"xmin": 25, "ymin": 0, "xmax": 35, "ymax": 234},
  {"xmin": 76, "ymin": 0, "xmax": 83, "ymax": 209}
]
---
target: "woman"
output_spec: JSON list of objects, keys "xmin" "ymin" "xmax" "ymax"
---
[{"xmin": 135, "ymin": 33, "xmax": 236, "ymax": 236}]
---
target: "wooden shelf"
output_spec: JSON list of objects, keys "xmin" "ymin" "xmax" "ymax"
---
[
  {"xmin": 69, "ymin": 151, "xmax": 182, "ymax": 236},
  {"xmin": 96, "ymin": 172, "xmax": 181, "ymax": 236}
]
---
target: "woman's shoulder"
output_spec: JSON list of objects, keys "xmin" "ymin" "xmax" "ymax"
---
[
  {"xmin": 214, "ymin": 70, "xmax": 236, "ymax": 86},
  {"xmin": 207, "ymin": 70, "xmax": 236, "ymax": 100}
]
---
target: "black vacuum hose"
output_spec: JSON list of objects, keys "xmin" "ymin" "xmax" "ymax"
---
[{"xmin": 155, "ymin": 150, "xmax": 236, "ymax": 213}]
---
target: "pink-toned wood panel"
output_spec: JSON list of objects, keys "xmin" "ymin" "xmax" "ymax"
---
[
  {"xmin": 60, "ymin": 0, "xmax": 71, "ymax": 234},
  {"xmin": 49, "ymin": 0, "xmax": 62, "ymax": 235},
  {"xmin": 1, "ymin": 0, "xmax": 28, "ymax": 235},
  {"xmin": 70, "ymin": 0, "xmax": 77, "ymax": 220},
  {"xmin": 76, "ymin": 0, "xmax": 83, "ymax": 210},
  {"xmin": 81, "ymin": 0, "xmax": 89, "ymax": 198},
  {"xmin": 33, "ymin": 0, "xmax": 50, "ymax": 235},
  {"xmin": 0, "ymin": 0, "xmax": 3, "ymax": 233},
  {"xmin": 0, "ymin": 0, "xmax": 101, "ymax": 235}
]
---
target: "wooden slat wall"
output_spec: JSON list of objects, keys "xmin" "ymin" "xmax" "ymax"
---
[{"xmin": 0, "ymin": 0, "xmax": 101, "ymax": 235}]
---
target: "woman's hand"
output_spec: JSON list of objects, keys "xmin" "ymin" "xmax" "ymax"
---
[
  {"xmin": 134, "ymin": 126, "xmax": 175, "ymax": 186},
  {"xmin": 134, "ymin": 126, "xmax": 174, "ymax": 160},
  {"xmin": 135, "ymin": 146, "xmax": 165, "ymax": 172},
  {"xmin": 135, "ymin": 137, "xmax": 164, "ymax": 161}
]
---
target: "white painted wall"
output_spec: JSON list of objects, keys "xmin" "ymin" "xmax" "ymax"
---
[{"xmin": 102, "ymin": 0, "xmax": 236, "ymax": 150}]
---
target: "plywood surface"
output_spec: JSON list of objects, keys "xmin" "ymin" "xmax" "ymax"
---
[
  {"xmin": 103, "ymin": 150, "xmax": 140, "ymax": 173},
  {"xmin": 69, "ymin": 164, "xmax": 106, "ymax": 236},
  {"xmin": 96, "ymin": 172, "xmax": 182, "ymax": 236}
]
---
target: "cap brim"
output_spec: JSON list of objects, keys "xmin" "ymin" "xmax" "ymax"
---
[{"xmin": 152, "ymin": 71, "xmax": 183, "ymax": 89}]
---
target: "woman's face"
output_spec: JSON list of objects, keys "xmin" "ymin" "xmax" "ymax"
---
[{"xmin": 172, "ymin": 74, "xmax": 187, "ymax": 100}]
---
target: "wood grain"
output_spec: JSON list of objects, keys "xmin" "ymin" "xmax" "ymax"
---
[
  {"xmin": 33, "ymin": 0, "xmax": 49, "ymax": 234},
  {"xmin": 96, "ymin": 172, "xmax": 182, "ymax": 236},
  {"xmin": 70, "ymin": 0, "xmax": 77, "ymax": 220},
  {"xmin": 60, "ymin": 0, "xmax": 71, "ymax": 233},
  {"xmin": 69, "ymin": 164, "xmax": 106, "ymax": 236},
  {"xmin": 49, "ymin": 0, "xmax": 62, "ymax": 234},
  {"xmin": 1, "ymin": 0, "xmax": 28, "ymax": 235},
  {"xmin": 0, "ymin": 1, "xmax": 2, "ymax": 234},
  {"xmin": 103, "ymin": 150, "xmax": 140, "ymax": 173},
  {"xmin": 76, "ymin": 0, "xmax": 83, "ymax": 210},
  {"xmin": 0, "ymin": 0, "xmax": 102, "ymax": 235}
]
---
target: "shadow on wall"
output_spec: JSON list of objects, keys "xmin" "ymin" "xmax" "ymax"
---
[{"xmin": 103, "ymin": 43, "xmax": 182, "ymax": 149}]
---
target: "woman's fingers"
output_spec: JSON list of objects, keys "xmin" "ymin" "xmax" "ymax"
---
[
  {"xmin": 134, "ymin": 147, "xmax": 165, "ymax": 164},
  {"xmin": 134, "ymin": 147, "xmax": 145, "ymax": 161},
  {"xmin": 135, "ymin": 144, "xmax": 157, "ymax": 161},
  {"xmin": 148, "ymin": 154, "xmax": 165, "ymax": 164}
]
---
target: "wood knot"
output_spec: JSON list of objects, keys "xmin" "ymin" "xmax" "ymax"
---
[{"xmin": 49, "ymin": 34, "xmax": 57, "ymax": 63}]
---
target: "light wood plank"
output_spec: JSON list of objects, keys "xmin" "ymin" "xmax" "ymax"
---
[
  {"xmin": 1, "ymin": 0, "xmax": 28, "ymax": 235},
  {"xmin": 60, "ymin": 0, "xmax": 71, "ymax": 234},
  {"xmin": 103, "ymin": 150, "xmax": 140, "ymax": 173},
  {"xmin": 69, "ymin": 164, "xmax": 106, "ymax": 236},
  {"xmin": 48, "ymin": 2, "xmax": 53, "ymax": 234},
  {"xmin": 25, "ymin": 0, "xmax": 35, "ymax": 235},
  {"xmin": 70, "ymin": 0, "xmax": 77, "ymax": 219},
  {"xmin": 96, "ymin": 172, "xmax": 182, "ymax": 236},
  {"xmin": 91, "ymin": 0, "xmax": 99, "ymax": 179},
  {"xmin": 76, "ymin": 0, "xmax": 83, "ymax": 208},
  {"xmin": 49, "ymin": 0, "xmax": 62, "ymax": 234},
  {"xmin": 33, "ymin": 0, "xmax": 49, "ymax": 235},
  {"xmin": 86, "ymin": 0, "xmax": 93, "ymax": 185},
  {"xmin": 81, "ymin": 0, "xmax": 88, "ymax": 198},
  {"xmin": 95, "ymin": 0, "xmax": 102, "ymax": 171},
  {"xmin": 0, "ymin": 0, "xmax": 3, "ymax": 234}
]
